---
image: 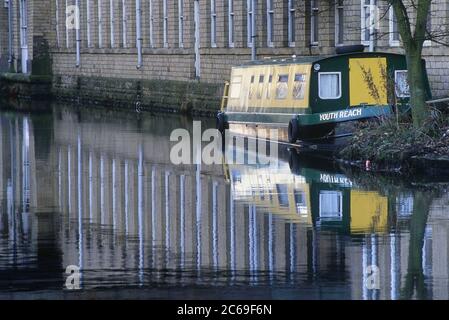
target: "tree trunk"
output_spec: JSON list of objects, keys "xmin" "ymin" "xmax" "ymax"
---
[{"xmin": 406, "ymin": 47, "xmax": 429, "ymax": 128}]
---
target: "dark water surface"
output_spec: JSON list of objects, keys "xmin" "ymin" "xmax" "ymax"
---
[{"xmin": 0, "ymin": 104, "xmax": 448, "ymax": 300}]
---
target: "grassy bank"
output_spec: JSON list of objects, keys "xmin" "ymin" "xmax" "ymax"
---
[{"xmin": 339, "ymin": 107, "xmax": 449, "ymax": 175}]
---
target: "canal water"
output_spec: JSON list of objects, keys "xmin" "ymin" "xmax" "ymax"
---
[{"xmin": 0, "ymin": 104, "xmax": 448, "ymax": 300}]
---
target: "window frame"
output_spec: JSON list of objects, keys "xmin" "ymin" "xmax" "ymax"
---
[
  {"xmin": 335, "ymin": 0, "xmax": 344, "ymax": 46},
  {"xmin": 267, "ymin": 0, "xmax": 274, "ymax": 47},
  {"xmin": 211, "ymin": 0, "xmax": 217, "ymax": 47},
  {"xmin": 228, "ymin": 0, "xmax": 235, "ymax": 48},
  {"xmin": 318, "ymin": 72, "xmax": 342, "ymax": 100},
  {"xmin": 311, "ymin": 0, "xmax": 319, "ymax": 46},
  {"xmin": 178, "ymin": 0, "xmax": 184, "ymax": 48},
  {"xmin": 288, "ymin": 0, "xmax": 296, "ymax": 47},
  {"xmin": 394, "ymin": 70, "xmax": 410, "ymax": 98},
  {"xmin": 389, "ymin": 7, "xmax": 400, "ymax": 47},
  {"xmin": 361, "ymin": 0, "xmax": 371, "ymax": 46}
]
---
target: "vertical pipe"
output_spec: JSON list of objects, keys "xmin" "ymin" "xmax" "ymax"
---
[
  {"xmin": 369, "ymin": 0, "xmax": 375, "ymax": 52},
  {"xmin": 75, "ymin": 0, "xmax": 80, "ymax": 67},
  {"xmin": 56, "ymin": 0, "xmax": 60, "ymax": 48},
  {"xmin": 136, "ymin": 0, "xmax": 142, "ymax": 68},
  {"xmin": 251, "ymin": 0, "xmax": 256, "ymax": 61},
  {"xmin": 110, "ymin": 0, "xmax": 115, "ymax": 47},
  {"xmin": 194, "ymin": 0, "xmax": 201, "ymax": 78},
  {"xmin": 98, "ymin": 0, "xmax": 103, "ymax": 48},
  {"xmin": 8, "ymin": 0, "xmax": 13, "ymax": 67},
  {"xmin": 86, "ymin": 0, "xmax": 91, "ymax": 47}
]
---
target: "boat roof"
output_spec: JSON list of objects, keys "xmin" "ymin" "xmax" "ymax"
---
[{"xmin": 235, "ymin": 52, "xmax": 408, "ymax": 68}]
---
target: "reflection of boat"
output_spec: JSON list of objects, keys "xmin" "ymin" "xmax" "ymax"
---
[
  {"xmin": 218, "ymin": 48, "xmax": 431, "ymax": 144},
  {"xmin": 227, "ymin": 147, "xmax": 388, "ymax": 234}
]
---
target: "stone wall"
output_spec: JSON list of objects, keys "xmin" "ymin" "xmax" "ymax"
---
[{"xmin": 1, "ymin": 0, "xmax": 449, "ymax": 111}]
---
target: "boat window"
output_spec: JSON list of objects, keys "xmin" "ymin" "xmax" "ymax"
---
[
  {"xmin": 266, "ymin": 75, "xmax": 273, "ymax": 99},
  {"xmin": 293, "ymin": 73, "xmax": 306, "ymax": 100},
  {"xmin": 294, "ymin": 190, "xmax": 307, "ymax": 215},
  {"xmin": 230, "ymin": 75, "xmax": 242, "ymax": 99},
  {"xmin": 319, "ymin": 191, "xmax": 343, "ymax": 220},
  {"xmin": 318, "ymin": 72, "xmax": 341, "ymax": 99},
  {"xmin": 395, "ymin": 70, "xmax": 410, "ymax": 98},
  {"xmin": 276, "ymin": 74, "xmax": 289, "ymax": 99},
  {"xmin": 276, "ymin": 184, "xmax": 289, "ymax": 207}
]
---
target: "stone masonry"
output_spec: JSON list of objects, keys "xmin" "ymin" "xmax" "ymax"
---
[{"xmin": 0, "ymin": 0, "xmax": 449, "ymax": 112}]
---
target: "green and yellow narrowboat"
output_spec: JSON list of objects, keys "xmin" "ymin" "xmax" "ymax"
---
[{"xmin": 217, "ymin": 47, "xmax": 431, "ymax": 144}]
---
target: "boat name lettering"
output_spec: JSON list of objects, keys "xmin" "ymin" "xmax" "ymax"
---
[{"xmin": 319, "ymin": 108, "xmax": 363, "ymax": 122}]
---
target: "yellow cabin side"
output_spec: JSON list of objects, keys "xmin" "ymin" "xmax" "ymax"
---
[{"xmin": 227, "ymin": 63, "xmax": 312, "ymax": 112}]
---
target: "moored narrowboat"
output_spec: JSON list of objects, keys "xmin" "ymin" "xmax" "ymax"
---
[{"xmin": 217, "ymin": 47, "xmax": 432, "ymax": 144}]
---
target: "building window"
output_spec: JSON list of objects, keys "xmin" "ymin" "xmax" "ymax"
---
[
  {"xmin": 247, "ymin": 0, "xmax": 254, "ymax": 47},
  {"xmin": 318, "ymin": 72, "xmax": 341, "ymax": 99},
  {"xmin": 267, "ymin": 0, "xmax": 274, "ymax": 47},
  {"xmin": 98, "ymin": 0, "xmax": 103, "ymax": 48},
  {"xmin": 86, "ymin": 0, "xmax": 92, "ymax": 47},
  {"xmin": 122, "ymin": 0, "xmax": 127, "ymax": 48},
  {"xmin": 149, "ymin": 0, "xmax": 154, "ymax": 47},
  {"xmin": 389, "ymin": 7, "xmax": 400, "ymax": 46},
  {"xmin": 424, "ymin": 10, "xmax": 432, "ymax": 46},
  {"xmin": 335, "ymin": 0, "xmax": 344, "ymax": 46},
  {"xmin": 110, "ymin": 0, "xmax": 115, "ymax": 47},
  {"xmin": 395, "ymin": 70, "xmax": 410, "ymax": 98},
  {"xmin": 163, "ymin": 0, "xmax": 168, "ymax": 47},
  {"xmin": 65, "ymin": 0, "xmax": 70, "ymax": 48},
  {"xmin": 228, "ymin": 0, "xmax": 235, "ymax": 47},
  {"xmin": 319, "ymin": 191, "xmax": 343, "ymax": 220},
  {"xmin": 288, "ymin": 0, "xmax": 295, "ymax": 47},
  {"xmin": 361, "ymin": 0, "xmax": 372, "ymax": 46},
  {"xmin": 310, "ymin": 0, "xmax": 318, "ymax": 45},
  {"xmin": 211, "ymin": 0, "xmax": 217, "ymax": 47},
  {"xmin": 55, "ymin": 0, "xmax": 60, "ymax": 47},
  {"xmin": 179, "ymin": 0, "xmax": 184, "ymax": 47}
]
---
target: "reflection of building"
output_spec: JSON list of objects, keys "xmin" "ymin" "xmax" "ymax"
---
[{"xmin": 1, "ymin": 107, "xmax": 449, "ymax": 299}]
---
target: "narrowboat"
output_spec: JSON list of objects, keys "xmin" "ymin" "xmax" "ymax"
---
[{"xmin": 217, "ymin": 47, "xmax": 431, "ymax": 145}]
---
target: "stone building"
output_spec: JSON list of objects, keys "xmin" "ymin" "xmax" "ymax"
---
[{"xmin": 0, "ymin": 0, "xmax": 448, "ymax": 111}]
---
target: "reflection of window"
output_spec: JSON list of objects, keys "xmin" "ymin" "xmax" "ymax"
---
[
  {"xmin": 396, "ymin": 193, "xmax": 413, "ymax": 217},
  {"xmin": 294, "ymin": 190, "xmax": 307, "ymax": 215},
  {"xmin": 395, "ymin": 70, "xmax": 410, "ymax": 98},
  {"xmin": 293, "ymin": 73, "xmax": 306, "ymax": 100},
  {"xmin": 230, "ymin": 75, "xmax": 242, "ymax": 98},
  {"xmin": 319, "ymin": 72, "xmax": 341, "ymax": 99},
  {"xmin": 276, "ymin": 184, "xmax": 289, "ymax": 207},
  {"xmin": 276, "ymin": 74, "xmax": 289, "ymax": 99},
  {"xmin": 319, "ymin": 191, "xmax": 343, "ymax": 219}
]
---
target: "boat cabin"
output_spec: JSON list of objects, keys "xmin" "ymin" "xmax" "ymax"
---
[{"xmin": 219, "ymin": 51, "xmax": 431, "ymax": 143}]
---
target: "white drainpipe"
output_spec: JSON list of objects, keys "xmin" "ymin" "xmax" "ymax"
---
[
  {"xmin": 136, "ymin": 0, "xmax": 142, "ymax": 69},
  {"xmin": 7, "ymin": 0, "xmax": 13, "ymax": 67},
  {"xmin": 75, "ymin": 0, "xmax": 81, "ymax": 67},
  {"xmin": 369, "ymin": 0, "xmax": 375, "ymax": 52}
]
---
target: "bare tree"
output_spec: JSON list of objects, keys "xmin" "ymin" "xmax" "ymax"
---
[{"xmin": 388, "ymin": 0, "xmax": 433, "ymax": 127}]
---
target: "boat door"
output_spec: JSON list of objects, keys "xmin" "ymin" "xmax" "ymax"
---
[{"xmin": 349, "ymin": 57, "xmax": 388, "ymax": 106}]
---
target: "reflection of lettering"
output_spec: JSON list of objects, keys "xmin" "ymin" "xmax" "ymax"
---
[
  {"xmin": 320, "ymin": 174, "xmax": 352, "ymax": 186},
  {"xmin": 319, "ymin": 108, "xmax": 362, "ymax": 122},
  {"xmin": 365, "ymin": 265, "xmax": 380, "ymax": 290}
]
